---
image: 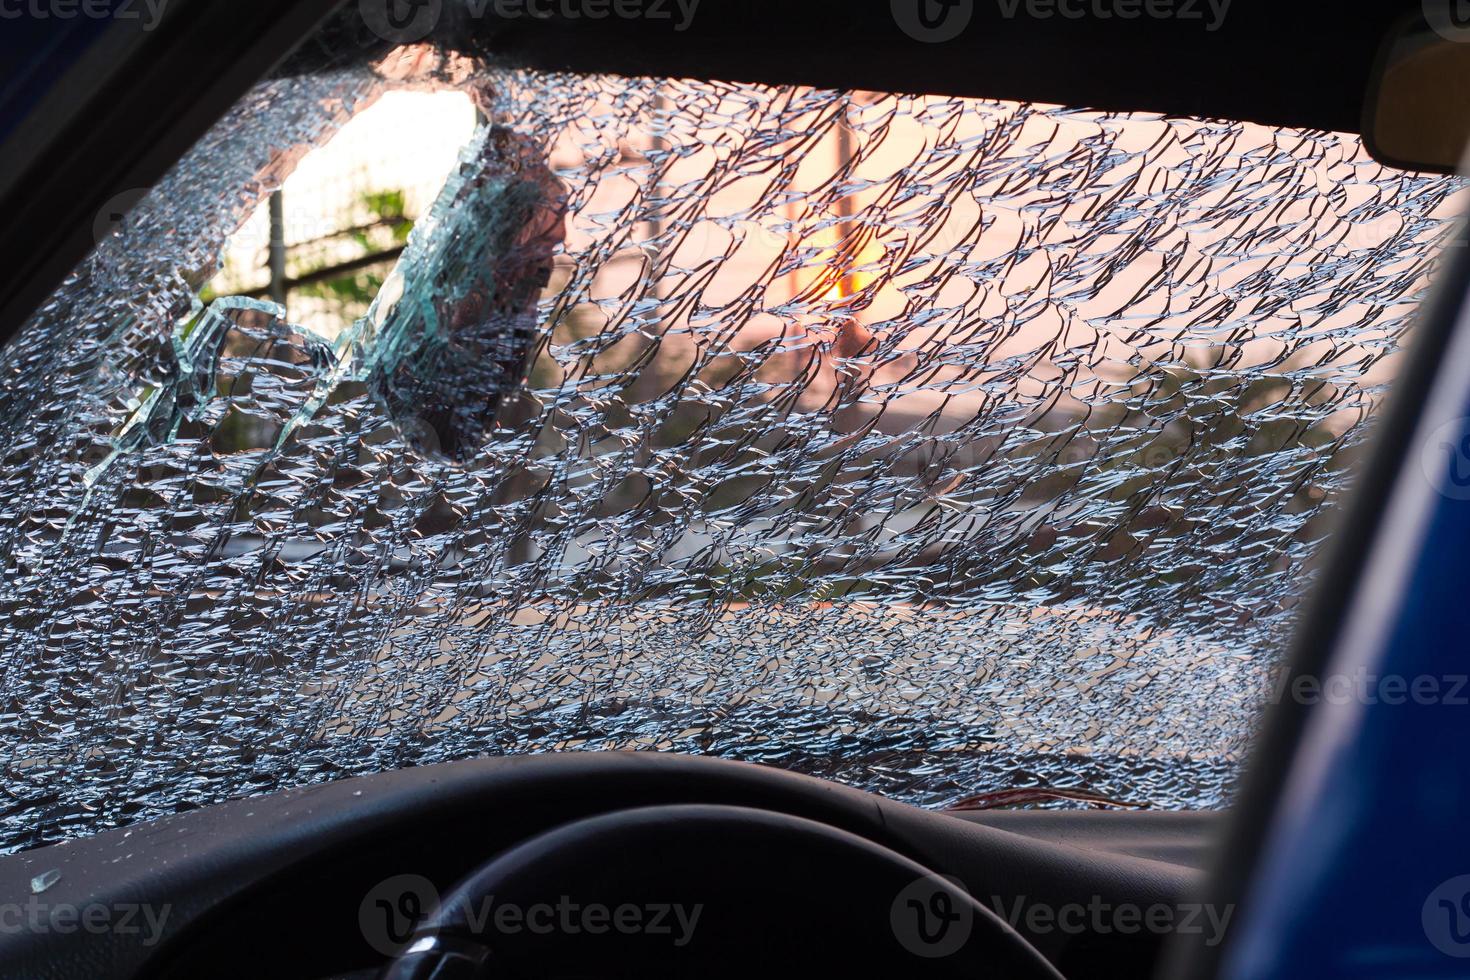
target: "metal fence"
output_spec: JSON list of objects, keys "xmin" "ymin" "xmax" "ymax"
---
[{"xmin": 205, "ymin": 90, "xmax": 477, "ymax": 338}]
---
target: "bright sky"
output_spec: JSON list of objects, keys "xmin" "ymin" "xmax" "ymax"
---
[{"xmin": 212, "ymin": 89, "xmax": 476, "ymax": 303}]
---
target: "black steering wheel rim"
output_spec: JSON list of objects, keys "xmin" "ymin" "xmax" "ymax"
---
[{"xmin": 381, "ymin": 803, "xmax": 1064, "ymax": 979}]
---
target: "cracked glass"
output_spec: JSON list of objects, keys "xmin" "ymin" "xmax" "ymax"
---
[{"xmin": 0, "ymin": 39, "xmax": 1463, "ymax": 852}]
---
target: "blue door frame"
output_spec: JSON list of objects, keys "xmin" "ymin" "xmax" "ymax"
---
[{"xmin": 1217, "ymin": 232, "xmax": 1470, "ymax": 977}]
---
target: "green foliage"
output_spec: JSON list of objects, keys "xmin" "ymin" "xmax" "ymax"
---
[
  {"xmin": 358, "ymin": 188, "xmax": 413, "ymax": 245},
  {"xmin": 296, "ymin": 269, "xmax": 388, "ymax": 309}
]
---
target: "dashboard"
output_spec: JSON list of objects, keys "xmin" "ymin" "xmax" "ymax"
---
[{"xmin": 0, "ymin": 753, "xmax": 1216, "ymax": 978}]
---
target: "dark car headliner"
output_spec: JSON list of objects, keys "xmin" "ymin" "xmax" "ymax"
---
[
  {"xmin": 0, "ymin": 0, "xmax": 1432, "ymax": 352},
  {"xmin": 406, "ymin": 0, "xmax": 1415, "ymax": 134}
]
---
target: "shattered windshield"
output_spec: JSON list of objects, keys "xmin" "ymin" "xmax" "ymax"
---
[{"xmin": 0, "ymin": 39, "xmax": 1462, "ymax": 852}]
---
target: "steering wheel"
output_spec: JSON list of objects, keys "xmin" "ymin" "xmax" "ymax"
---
[{"xmin": 380, "ymin": 804, "xmax": 1064, "ymax": 979}]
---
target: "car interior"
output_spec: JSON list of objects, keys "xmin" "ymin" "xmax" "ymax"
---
[{"xmin": 0, "ymin": 2, "xmax": 1462, "ymax": 978}]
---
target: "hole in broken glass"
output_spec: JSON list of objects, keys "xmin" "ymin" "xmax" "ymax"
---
[{"xmin": 96, "ymin": 88, "xmax": 565, "ymax": 477}]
